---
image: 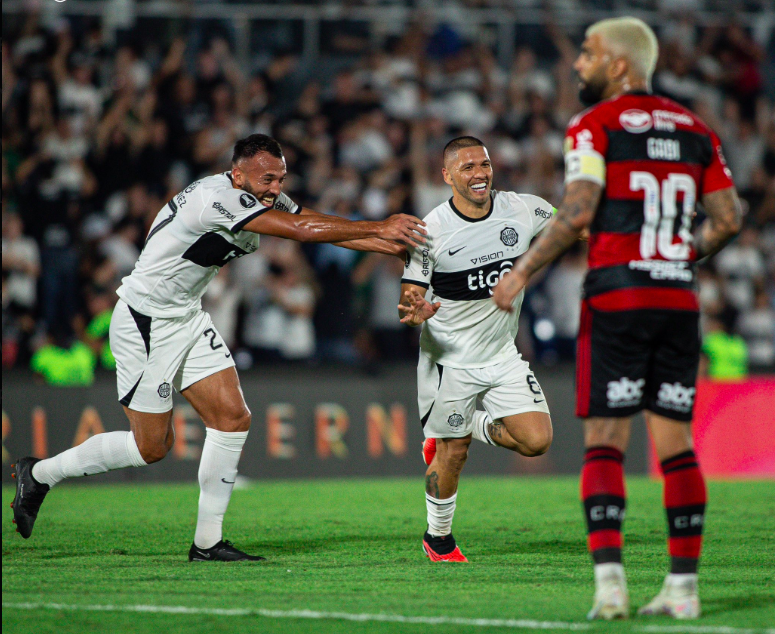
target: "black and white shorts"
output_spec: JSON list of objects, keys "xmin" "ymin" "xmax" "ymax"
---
[
  {"xmin": 417, "ymin": 350, "xmax": 550, "ymax": 439},
  {"xmin": 576, "ymin": 303, "xmax": 700, "ymax": 422},
  {"xmin": 109, "ymin": 299, "xmax": 235, "ymax": 413}
]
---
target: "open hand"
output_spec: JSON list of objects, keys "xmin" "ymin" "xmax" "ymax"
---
[
  {"xmin": 379, "ymin": 214, "xmax": 427, "ymax": 248},
  {"xmin": 492, "ymin": 270, "xmax": 527, "ymax": 312},
  {"xmin": 398, "ymin": 289, "xmax": 440, "ymax": 326}
]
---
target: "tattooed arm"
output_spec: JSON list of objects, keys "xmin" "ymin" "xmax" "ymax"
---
[
  {"xmin": 694, "ymin": 187, "xmax": 743, "ymax": 261},
  {"xmin": 492, "ymin": 180, "xmax": 602, "ymax": 311}
]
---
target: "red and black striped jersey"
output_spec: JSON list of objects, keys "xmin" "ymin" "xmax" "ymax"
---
[{"xmin": 563, "ymin": 92, "xmax": 734, "ymax": 312}]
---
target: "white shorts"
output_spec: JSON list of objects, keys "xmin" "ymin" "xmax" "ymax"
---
[
  {"xmin": 417, "ymin": 351, "xmax": 550, "ymax": 439},
  {"xmin": 110, "ymin": 299, "xmax": 235, "ymax": 413}
]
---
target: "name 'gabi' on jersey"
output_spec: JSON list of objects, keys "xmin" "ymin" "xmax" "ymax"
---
[
  {"xmin": 402, "ymin": 190, "xmax": 554, "ymax": 369},
  {"xmin": 563, "ymin": 92, "xmax": 734, "ymax": 313}
]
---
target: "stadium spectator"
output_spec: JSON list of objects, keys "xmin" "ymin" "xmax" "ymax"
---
[{"xmin": 1, "ymin": 7, "xmax": 773, "ymax": 374}]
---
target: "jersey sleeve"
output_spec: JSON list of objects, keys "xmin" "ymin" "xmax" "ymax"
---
[
  {"xmin": 564, "ymin": 109, "xmax": 608, "ymax": 186},
  {"xmin": 200, "ymin": 188, "xmax": 271, "ymax": 234},
  {"xmin": 701, "ymin": 130, "xmax": 735, "ymax": 195},
  {"xmin": 273, "ymin": 192, "xmax": 301, "ymax": 214},
  {"xmin": 519, "ymin": 194, "xmax": 557, "ymax": 237},
  {"xmin": 401, "ymin": 243, "xmax": 434, "ymax": 289}
]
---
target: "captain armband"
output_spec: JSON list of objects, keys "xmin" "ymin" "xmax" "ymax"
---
[{"xmin": 564, "ymin": 149, "xmax": 606, "ymax": 186}]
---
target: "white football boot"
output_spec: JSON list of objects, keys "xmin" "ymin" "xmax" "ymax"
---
[
  {"xmin": 638, "ymin": 574, "xmax": 701, "ymax": 619},
  {"xmin": 587, "ymin": 563, "xmax": 629, "ymax": 620}
]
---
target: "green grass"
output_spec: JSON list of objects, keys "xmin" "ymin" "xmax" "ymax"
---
[{"xmin": 2, "ymin": 477, "xmax": 774, "ymax": 634}]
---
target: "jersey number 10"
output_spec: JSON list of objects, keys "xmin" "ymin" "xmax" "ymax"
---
[{"xmin": 630, "ymin": 171, "xmax": 695, "ymax": 261}]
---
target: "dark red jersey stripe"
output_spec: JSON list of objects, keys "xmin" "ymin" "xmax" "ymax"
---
[
  {"xmin": 588, "ymin": 233, "xmax": 697, "ymax": 270},
  {"xmin": 588, "ymin": 287, "xmax": 699, "ymax": 312}
]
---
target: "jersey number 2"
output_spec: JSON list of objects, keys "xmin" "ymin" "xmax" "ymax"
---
[{"xmin": 630, "ymin": 172, "xmax": 695, "ymax": 260}]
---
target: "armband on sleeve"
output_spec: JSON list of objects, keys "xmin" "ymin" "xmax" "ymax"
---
[{"xmin": 564, "ymin": 149, "xmax": 606, "ymax": 186}]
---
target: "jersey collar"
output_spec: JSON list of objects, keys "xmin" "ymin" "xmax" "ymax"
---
[{"xmin": 448, "ymin": 191, "xmax": 496, "ymax": 223}]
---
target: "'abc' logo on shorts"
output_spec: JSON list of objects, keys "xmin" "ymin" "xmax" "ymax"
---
[
  {"xmin": 657, "ymin": 382, "xmax": 695, "ymax": 412},
  {"xmin": 606, "ymin": 377, "xmax": 645, "ymax": 408}
]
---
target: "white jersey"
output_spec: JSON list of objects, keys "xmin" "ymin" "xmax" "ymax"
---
[
  {"xmin": 117, "ymin": 172, "xmax": 299, "ymax": 318},
  {"xmin": 402, "ymin": 190, "xmax": 554, "ymax": 369}
]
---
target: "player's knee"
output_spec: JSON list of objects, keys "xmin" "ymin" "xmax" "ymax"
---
[
  {"xmin": 521, "ymin": 426, "xmax": 553, "ymax": 457},
  {"xmin": 138, "ymin": 438, "xmax": 171, "ymax": 464},
  {"xmin": 221, "ymin": 406, "xmax": 251, "ymax": 433}
]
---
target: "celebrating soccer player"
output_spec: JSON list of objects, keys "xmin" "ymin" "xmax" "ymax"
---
[
  {"xmin": 399, "ymin": 137, "xmax": 556, "ymax": 562},
  {"xmin": 11, "ymin": 134, "xmax": 425, "ymax": 561},
  {"xmin": 493, "ymin": 18, "xmax": 742, "ymax": 620}
]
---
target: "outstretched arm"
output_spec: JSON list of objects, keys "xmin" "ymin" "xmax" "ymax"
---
[
  {"xmin": 493, "ymin": 180, "xmax": 601, "ymax": 311},
  {"xmin": 298, "ymin": 207, "xmax": 406, "ymax": 257},
  {"xmin": 242, "ymin": 207, "xmax": 425, "ymax": 247},
  {"xmin": 694, "ymin": 186, "xmax": 743, "ymax": 261},
  {"xmin": 398, "ymin": 283, "xmax": 440, "ymax": 327}
]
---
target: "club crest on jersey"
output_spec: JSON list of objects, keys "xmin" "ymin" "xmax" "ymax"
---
[
  {"xmin": 239, "ymin": 193, "xmax": 258, "ymax": 209},
  {"xmin": 447, "ymin": 413, "xmax": 464, "ymax": 429},
  {"xmin": 500, "ymin": 227, "xmax": 518, "ymax": 246},
  {"xmin": 158, "ymin": 382, "xmax": 171, "ymax": 399},
  {"xmin": 619, "ymin": 109, "xmax": 653, "ymax": 133}
]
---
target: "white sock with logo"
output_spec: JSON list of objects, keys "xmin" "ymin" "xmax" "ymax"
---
[
  {"xmin": 471, "ymin": 410, "xmax": 496, "ymax": 446},
  {"xmin": 31, "ymin": 431, "xmax": 147, "ymax": 488},
  {"xmin": 194, "ymin": 428, "xmax": 248, "ymax": 549},
  {"xmin": 426, "ymin": 491, "xmax": 457, "ymax": 537}
]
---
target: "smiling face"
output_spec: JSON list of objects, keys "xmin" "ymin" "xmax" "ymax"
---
[
  {"xmin": 231, "ymin": 152, "xmax": 287, "ymax": 208},
  {"xmin": 442, "ymin": 145, "xmax": 493, "ymax": 207}
]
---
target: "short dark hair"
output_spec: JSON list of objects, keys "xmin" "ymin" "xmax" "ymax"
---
[
  {"xmin": 443, "ymin": 136, "xmax": 485, "ymax": 164},
  {"xmin": 232, "ymin": 134, "xmax": 284, "ymax": 164}
]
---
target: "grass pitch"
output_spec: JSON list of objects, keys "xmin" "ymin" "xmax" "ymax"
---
[{"xmin": 2, "ymin": 477, "xmax": 774, "ymax": 634}]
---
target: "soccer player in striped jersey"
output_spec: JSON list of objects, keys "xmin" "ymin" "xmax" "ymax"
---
[{"xmin": 493, "ymin": 17, "xmax": 742, "ymax": 620}]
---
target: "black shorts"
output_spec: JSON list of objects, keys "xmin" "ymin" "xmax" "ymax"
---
[{"xmin": 576, "ymin": 302, "xmax": 700, "ymax": 422}]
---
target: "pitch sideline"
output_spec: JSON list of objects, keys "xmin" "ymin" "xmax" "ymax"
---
[{"xmin": 3, "ymin": 602, "xmax": 774, "ymax": 634}]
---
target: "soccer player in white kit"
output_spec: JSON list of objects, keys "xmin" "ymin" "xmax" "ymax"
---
[
  {"xmin": 399, "ymin": 137, "xmax": 555, "ymax": 562},
  {"xmin": 11, "ymin": 134, "xmax": 425, "ymax": 561}
]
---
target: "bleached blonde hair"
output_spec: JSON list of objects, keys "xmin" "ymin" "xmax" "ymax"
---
[{"xmin": 587, "ymin": 17, "xmax": 659, "ymax": 82}]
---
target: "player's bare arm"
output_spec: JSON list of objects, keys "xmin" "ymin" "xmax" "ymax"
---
[
  {"xmin": 297, "ymin": 207, "xmax": 407, "ymax": 257},
  {"xmin": 231, "ymin": 142, "xmax": 425, "ymax": 248},
  {"xmin": 242, "ymin": 208, "xmax": 425, "ymax": 247},
  {"xmin": 493, "ymin": 180, "xmax": 602, "ymax": 311},
  {"xmin": 398, "ymin": 283, "xmax": 440, "ymax": 326},
  {"xmin": 694, "ymin": 186, "xmax": 743, "ymax": 261}
]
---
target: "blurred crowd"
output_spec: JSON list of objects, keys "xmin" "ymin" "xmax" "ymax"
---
[{"xmin": 2, "ymin": 5, "xmax": 774, "ymax": 383}]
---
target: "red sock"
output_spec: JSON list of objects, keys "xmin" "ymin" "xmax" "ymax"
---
[
  {"xmin": 581, "ymin": 446, "xmax": 626, "ymax": 564},
  {"xmin": 661, "ymin": 450, "xmax": 706, "ymax": 574}
]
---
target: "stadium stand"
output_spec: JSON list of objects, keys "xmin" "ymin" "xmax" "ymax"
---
[{"xmin": 2, "ymin": 0, "xmax": 774, "ymax": 377}]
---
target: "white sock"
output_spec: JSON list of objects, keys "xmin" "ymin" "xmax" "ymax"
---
[
  {"xmin": 426, "ymin": 491, "xmax": 457, "ymax": 537},
  {"xmin": 594, "ymin": 562, "xmax": 627, "ymax": 586},
  {"xmin": 194, "ymin": 428, "xmax": 248, "ymax": 549},
  {"xmin": 471, "ymin": 410, "xmax": 496, "ymax": 446},
  {"xmin": 666, "ymin": 573, "xmax": 698, "ymax": 589},
  {"xmin": 31, "ymin": 431, "xmax": 147, "ymax": 488}
]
